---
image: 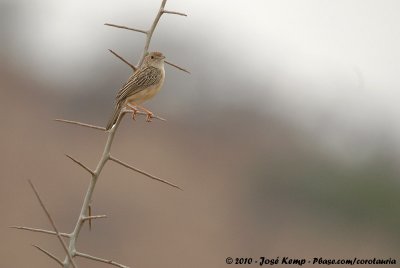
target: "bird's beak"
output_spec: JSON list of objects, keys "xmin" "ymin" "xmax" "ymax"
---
[{"xmin": 160, "ymin": 55, "xmax": 166, "ymax": 60}]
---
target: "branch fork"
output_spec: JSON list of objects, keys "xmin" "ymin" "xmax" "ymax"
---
[{"xmin": 105, "ymin": 0, "xmax": 190, "ymax": 73}]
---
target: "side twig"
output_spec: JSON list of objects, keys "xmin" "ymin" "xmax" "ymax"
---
[
  {"xmin": 54, "ymin": 119, "xmax": 105, "ymax": 131},
  {"xmin": 82, "ymin": 215, "xmax": 107, "ymax": 221},
  {"xmin": 28, "ymin": 180, "xmax": 77, "ymax": 268},
  {"xmin": 32, "ymin": 244, "xmax": 64, "ymax": 266},
  {"xmin": 9, "ymin": 226, "xmax": 70, "ymax": 237},
  {"xmin": 162, "ymin": 10, "xmax": 187, "ymax": 16},
  {"xmin": 65, "ymin": 154, "xmax": 94, "ymax": 175},
  {"xmin": 165, "ymin": 60, "xmax": 190, "ymax": 74},
  {"xmin": 108, "ymin": 49, "xmax": 137, "ymax": 71},
  {"xmin": 109, "ymin": 155, "xmax": 182, "ymax": 190},
  {"xmin": 75, "ymin": 251, "xmax": 129, "ymax": 268},
  {"xmin": 104, "ymin": 23, "xmax": 147, "ymax": 34}
]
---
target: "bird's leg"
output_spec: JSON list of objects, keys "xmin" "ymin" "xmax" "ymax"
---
[
  {"xmin": 127, "ymin": 102, "xmax": 139, "ymax": 120},
  {"xmin": 137, "ymin": 105, "xmax": 154, "ymax": 122}
]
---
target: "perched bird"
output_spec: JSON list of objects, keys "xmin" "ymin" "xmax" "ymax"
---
[{"xmin": 106, "ymin": 51, "xmax": 166, "ymax": 130}]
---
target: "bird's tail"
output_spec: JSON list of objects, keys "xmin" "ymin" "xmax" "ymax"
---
[{"xmin": 106, "ymin": 103, "xmax": 123, "ymax": 130}]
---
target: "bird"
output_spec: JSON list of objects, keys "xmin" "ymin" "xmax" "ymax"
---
[{"xmin": 106, "ymin": 51, "xmax": 166, "ymax": 130}]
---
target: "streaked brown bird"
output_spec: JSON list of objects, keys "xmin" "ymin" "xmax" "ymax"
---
[{"xmin": 106, "ymin": 51, "xmax": 166, "ymax": 130}]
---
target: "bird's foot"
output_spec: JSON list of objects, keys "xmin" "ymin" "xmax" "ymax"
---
[
  {"xmin": 127, "ymin": 103, "xmax": 139, "ymax": 121},
  {"xmin": 146, "ymin": 112, "xmax": 154, "ymax": 122},
  {"xmin": 131, "ymin": 108, "xmax": 139, "ymax": 121},
  {"xmin": 137, "ymin": 105, "xmax": 154, "ymax": 122}
]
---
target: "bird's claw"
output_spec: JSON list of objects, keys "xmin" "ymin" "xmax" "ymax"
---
[
  {"xmin": 131, "ymin": 108, "xmax": 138, "ymax": 121},
  {"xmin": 146, "ymin": 112, "xmax": 154, "ymax": 122}
]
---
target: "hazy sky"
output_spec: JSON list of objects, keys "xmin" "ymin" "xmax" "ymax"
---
[
  {"xmin": 6, "ymin": 0, "xmax": 400, "ymax": 87},
  {"xmin": 3, "ymin": 0, "xmax": 400, "ymax": 155}
]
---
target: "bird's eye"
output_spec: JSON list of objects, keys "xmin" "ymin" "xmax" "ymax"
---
[{"xmin": 151, "ymin": 56, "xmax": 154, "ymax": 59}]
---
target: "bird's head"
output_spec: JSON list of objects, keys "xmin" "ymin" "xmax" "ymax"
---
[{"xmin": 144, "ymin": 51, "xmax": 165, "ymax": 68}]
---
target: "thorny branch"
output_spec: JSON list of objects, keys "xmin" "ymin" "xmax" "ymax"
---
[
  {"xmin": 13, "ymin": 1, "xmax": 187, "ymax": 267},
  {"xmin": 105, "ymin": 0, "xmax": 189, "ymax": 72}
]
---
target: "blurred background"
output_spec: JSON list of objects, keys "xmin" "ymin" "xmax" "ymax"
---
[{"xmin": 2, "ymin": 0, "xmax": 400, "ymax": 267}]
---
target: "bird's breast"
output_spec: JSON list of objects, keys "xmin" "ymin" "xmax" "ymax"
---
[{"xmin": 126, "ymin": 76, "xmax": 164, "ymax": 104}]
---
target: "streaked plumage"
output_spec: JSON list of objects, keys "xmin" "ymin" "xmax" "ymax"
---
[{"xmin": 106, "ymin": 51, "xmax": 165, "ymax": 130}]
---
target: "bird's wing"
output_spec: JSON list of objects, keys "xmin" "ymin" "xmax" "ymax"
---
[{"xmin": 116, "ymin": 66, "xmax": 162, "ymax": 102}]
